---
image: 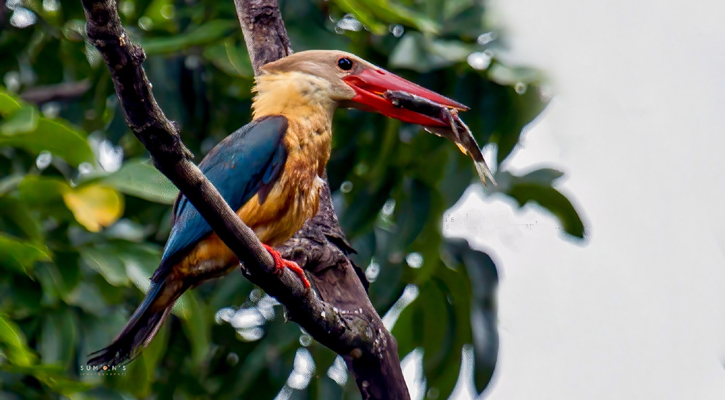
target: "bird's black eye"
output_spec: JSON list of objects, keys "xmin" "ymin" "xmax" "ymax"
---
[{"xmin": 337, "ymin": 57, "xmax": 353, "ymax": 71}]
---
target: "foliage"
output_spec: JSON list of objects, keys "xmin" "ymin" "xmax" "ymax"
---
[{"xmin": 0, "ymin": 0, "xmax": 584, "ymax": 399}]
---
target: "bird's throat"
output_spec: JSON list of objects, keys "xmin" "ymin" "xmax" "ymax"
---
[
  {"xmin": 252, "ymin": 71, "xmax": 336, "ymax": 124},
  {"xmin": 252, "ymin": 71, "xmax": 334, "ymax": 177}
]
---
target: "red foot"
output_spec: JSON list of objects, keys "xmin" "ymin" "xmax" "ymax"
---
[{"xmin": 263, "ymin": 244, "xmax": 311, "ymax": 289}]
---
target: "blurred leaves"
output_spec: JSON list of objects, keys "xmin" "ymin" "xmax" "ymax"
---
[
  {"xmin": 335, "ymin": 0, "xmax": 438, "ymax": 35},
  {"xmin": 0, "ymin": 314, "xmax": 37, "ymax": 366},
  {"xmin": 1, "ymin": 104, "xmax": 39, "ymax": 135},
  {"xmin": 103, "ymin": 158, "xmax": 178, "ymax": 204},
  {"xmin": 0, "ymin": 234, "xmax": 50, "ymax": 274},
  {"xmin": 142, "ymin": 20, "xmax": 238, "ymax": 55}
]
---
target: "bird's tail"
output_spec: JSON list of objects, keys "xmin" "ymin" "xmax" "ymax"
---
[{"xmin": 88, "ymin": 280, "xmax": 181, "ymax": 367}]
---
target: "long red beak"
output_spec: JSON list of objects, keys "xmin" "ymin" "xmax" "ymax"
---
[{"xmin": 342, "ymin": 68, "xmax": 468, "ymax": 127}]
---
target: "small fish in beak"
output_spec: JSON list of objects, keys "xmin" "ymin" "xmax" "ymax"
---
[{"xmin": 383, "ymin": 90, "xmax": 497, "ymax": 187}]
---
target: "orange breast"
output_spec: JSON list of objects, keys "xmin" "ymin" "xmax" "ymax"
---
[{"xmin": 237, "ymin": 153, "xmax": 325, "ymax": 246}]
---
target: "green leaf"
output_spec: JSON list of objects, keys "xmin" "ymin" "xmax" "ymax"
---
[
  {"xmin": 494, "ymin": 85, "xmax": 549, "ymax": 164},
  {"xmin": 443, "ymin": 0, "xmax": 474, "ymax": 19},
  {"xmin": 1, "ymin": 104, "xmax": 39, "ymax": 136},
  {"xmin": 178, "ymin": 291, "xmax": 211, "ymax": 365},
  {"xmin": 142, "ymin": 20, "xmax": 238, "ymax": 55},
  {"xmin": 18, "ymin": 176, "xmax": 68, "ymax": 205},
  {"xmin": 123, "ymin": 321, "xmax": 169, "ymax": 398},
  {"xmin": 0, "ymin": 118, "xmax": 94, "ymax": 166},
  {"xmin": 443, "ymin": 239, "xmax": 498, "ymax": 394},
  {"xmin": 0, "ymin": 197, "xmax": 43, "ymax": 241},
  {"xmin": 39, "ymin": 307, "xmax": 77, "ymax": 366},
  {"xmin": 501, "ymin": 178, "xmax": 585, "ymax": 238},
  {"xmin": 81, "ymin": 246, "xmax": 129, "ymax": 286},
  {"xmin": 0, "ymin": 90, "xmax": 22, "ymax": 115},
  {"xmin": 389, "ymin": 32, "xmax": 451, "ymax": 73},
  {"xmin": 203, "ymin": 40, "xmax": 254, "ymax": 78},
  {"xmin": 0, "ymin": 234, "xmax": 51, "ymax": 274},
  {"xmin": 334, "ymin": 0, "xmax": 438, "ymax": 35},
  {"xmin": 0, "ymin": 314, "xmax": 37, "ymax": 366},
  {"xmin": 394, "ymin": 179, "xmax": 431, "ymax": 247},
  {"xmin": 2, "ymin": 364, "xmax": 92, "ymax": 395},
  {"xmin": 513, "ymin": 167, "xmax": 565, "ymax": 186},
  {"xmin": 488, "ymin": 64, "xmax": 544, "ymax": 86},
  {"xmin": 393, "ymin": 264, "xmax": 473, "ymax": 399},
  {"xmin": 103, "ymin": 158, "xmax": 178, "ymax": 204}
]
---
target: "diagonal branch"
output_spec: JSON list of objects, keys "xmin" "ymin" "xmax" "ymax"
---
[{"xmin": 82, "ymin": 0, "xmax": 409, "ymax": 398}]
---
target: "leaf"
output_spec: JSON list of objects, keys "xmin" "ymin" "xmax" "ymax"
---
[
  {"xmin": 18, "ymin": 176, "xmax": 68, "ymax": 205},
  {"xmin": 0, "ymin": 234, "xmax": 51, "ymax": 274},
  {"xmin": 123, "ymin": 321, "xmax": 169, "ymax": 398},
  {"xmin": 203, "ymin": 40, "xmax": 254, "ymax": 78},
  {"xmin": 514, "ymin": 167, "xmax": 565, "ymax": 186},
  {"xmin": 81, "ymin": 246, "xmax": 129, "ymax": 286},
  {"xmin": 334, "ymin": 0, "xmax": 438, "ymax": 35},
  {"xmin": 63, "ymin": 184, "xmax": 124, "ymax": 232},
  {"xmin": 392, "ymin": 264, "xmax": 473, "ymax": 400},
  {"xmin": 0, "ymin": 197, "xmax": 43, "ymax": 241},
  {"xmin": 0, "ymin": 314, "xmax": 37, "ymax": 366},
  {"xmin": 178, "ymin": 291, "xmax": 211, "ymax": 365},
  {"xmin": 494, "ymin": 85, "xmax": 549, "ymax": 164},
  {"xmin": 38, "ymin": 307, "xmax": 77, "ymax": 366},
  {"xmin": 395, "ymin": 179, "xmax": 431, "ymax": 247},
  {"xmin": 443, "ymin": 0, "xmax": 474, "ymax": 19},
  {"xmin": 0, "ymin": 118, "xmax": 94, "ymax": 166},
  {"xmin": 0, "ymin": 90, "xmax": 22, "ymax": 115},
  {"xmin": 488, "ymin": 64, "xmax": 544, "ymax": 86},
  {"xmin": 443, "ymin": 239, "xmax": 498, "ymax": 394},
  {"xmin": 141, "ymin": 20, "xmax": 238, "ymax": 55},
  {"xmin": 389, "ymin": 32, "xmax": 451, "ymax": 73},
  {"xmin": 103, "ymin": 158, "xmax": 178, "ymax": 204},
  {"xmin": 503, "ymin": 180, "xmax": 585, "ymax": 238},
  {"xmin": 1, "ymin": 104, "xmax": 39, "ymax": 136},
  {"xmin": 341, "ymin": 172, "xmax": 397, "ymax": 237},
  {"xmin": 2, "ymin": 364, "xmax": 92, "ymax": 395}
]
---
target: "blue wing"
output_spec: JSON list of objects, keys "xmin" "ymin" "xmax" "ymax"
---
[{"xmin": 152, "ymin": 116, "xmax": 288, "ymax": 282}]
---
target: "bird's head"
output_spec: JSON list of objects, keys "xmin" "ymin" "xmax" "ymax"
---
[{"xmin": 259, "ymin": 50, "xmax": 468, "ymax": 127}]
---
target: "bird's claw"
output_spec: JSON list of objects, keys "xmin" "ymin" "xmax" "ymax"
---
[{"xmin": 263, "ymin": 244, "xmax": 311, "ymax": 289}]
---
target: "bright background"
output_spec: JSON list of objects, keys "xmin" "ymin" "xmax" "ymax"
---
[{"xmin": 444, "ymin": 0, "xmax": 725, "ymax": 398}]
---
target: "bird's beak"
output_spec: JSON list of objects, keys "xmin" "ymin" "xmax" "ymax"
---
[{"xmin": 342, "ymin": 67, "xmax": 468, "ymax": 126}]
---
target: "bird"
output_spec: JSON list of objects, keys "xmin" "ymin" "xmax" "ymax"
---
[{"xmin": 88, "ymin": 50, "xmax": 471, "ymax": 366}]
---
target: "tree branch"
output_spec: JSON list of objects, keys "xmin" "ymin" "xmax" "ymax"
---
[
  {"xmin": 237, "ymin": 2, "xmax": 410, "ymax": 395},
  {"xmin": 20, "ymin": 80, "xmax": 91, "ymax": 104},
  {"xmin": 82, "ymin": 0, "xmax": 409, "ymax": 398}
]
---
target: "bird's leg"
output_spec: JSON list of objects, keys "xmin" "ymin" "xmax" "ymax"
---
[{"xmin": 262, "ymin": 244, "xmax": 311, "ymax": 289}]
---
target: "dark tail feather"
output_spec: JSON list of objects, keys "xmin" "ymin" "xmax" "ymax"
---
[{"xmin": 88, "ymin": 282, "xmax": 175, "ymax": 367}]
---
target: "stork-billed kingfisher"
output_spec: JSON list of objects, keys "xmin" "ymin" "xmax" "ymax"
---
[{"xmin": 88, "ymin": 50, "xmax": 468, "ymax": 366}]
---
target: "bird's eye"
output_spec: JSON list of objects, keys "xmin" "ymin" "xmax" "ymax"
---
[{"xmin": 337, "ymin": 57, "xmax": 353, "ymax": 71}]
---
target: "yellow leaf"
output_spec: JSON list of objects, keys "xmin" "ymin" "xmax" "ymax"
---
[{"xmin": 62, "ymin": 185, "xmax": 124, "ymax": 232}]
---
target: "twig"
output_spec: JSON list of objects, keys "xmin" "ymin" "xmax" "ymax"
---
[{"xmin": 20, "ymin": 80, "xmax": 91, "ymax": 104}]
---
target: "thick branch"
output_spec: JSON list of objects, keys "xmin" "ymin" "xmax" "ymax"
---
[
  {"xmin": 83, "ymin": 0, "xmax": 409, "ymax": 398},
  {"xmin": 233, "ymin": 0, "xmax": 293, "ymax": 73}
]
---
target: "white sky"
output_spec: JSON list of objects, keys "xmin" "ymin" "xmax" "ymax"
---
[{"xmin": 442, "ymin": 0, "xmax": 725, "ymax": 399}]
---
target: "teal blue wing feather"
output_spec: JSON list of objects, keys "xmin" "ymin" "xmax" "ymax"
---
[{"xmin": 152, "ymin": 116, "xmax": 288, "ymax": 282}]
